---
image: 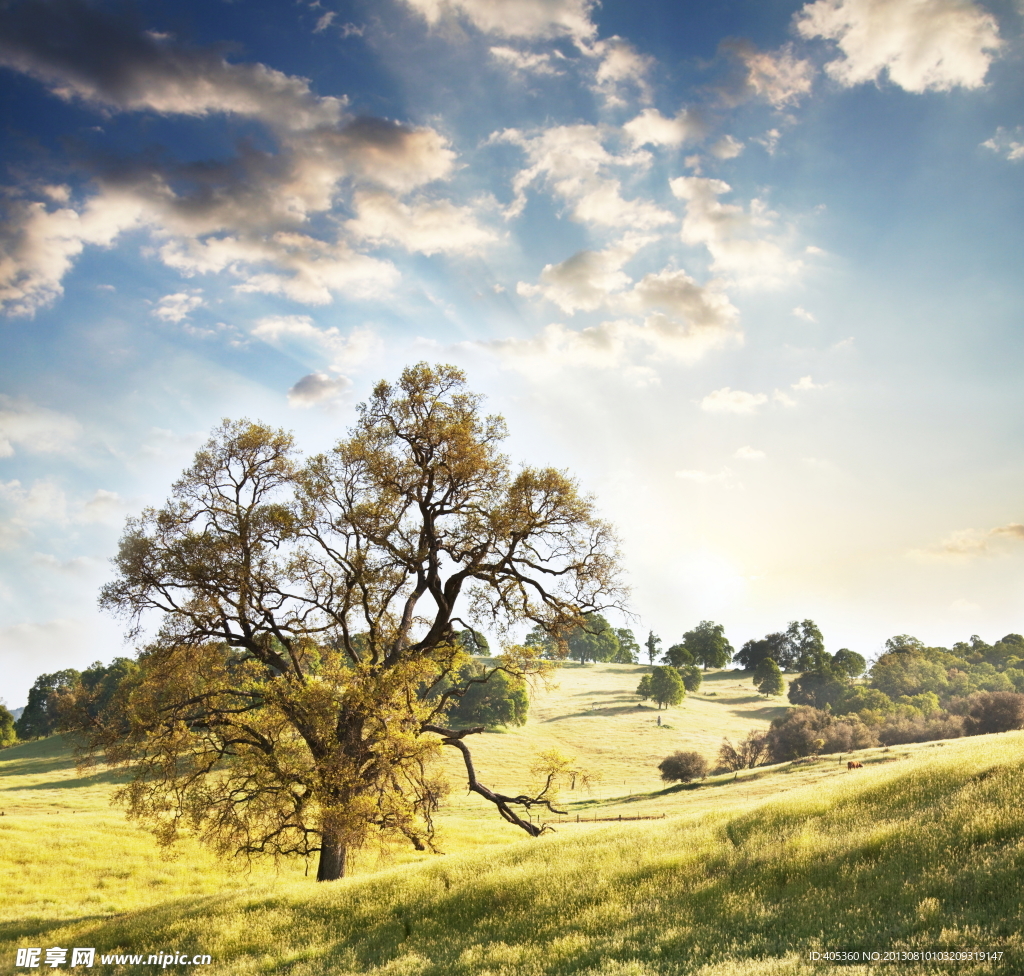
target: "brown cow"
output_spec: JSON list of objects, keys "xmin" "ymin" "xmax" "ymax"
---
[{"xmin": 847, "ymin": 761, "xmax": 863, "ymax": 770}]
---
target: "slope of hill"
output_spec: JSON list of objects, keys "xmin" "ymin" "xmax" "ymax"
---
[{"xmin": 3, "ymin": 666, "xmax": 1022, "ymax": 974}]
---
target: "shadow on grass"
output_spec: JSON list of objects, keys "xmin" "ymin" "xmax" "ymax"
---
[{"xmin": 1, "ymin": 737, "xmax": 128, "ymax": 791}]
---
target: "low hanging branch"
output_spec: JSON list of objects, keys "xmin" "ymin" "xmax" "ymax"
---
[{"xmin": 422, "ymin": 724, "xmax": 565, "ymax": 835}]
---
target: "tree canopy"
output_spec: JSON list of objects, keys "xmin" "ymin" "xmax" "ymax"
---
[
  {"xmin": 649, "ymin": 666, "xmax": 686, "ymax": 709},
  {"xmin": 79, "ymin": 363, "xmax": 624, "ymax": 881},
  {"xmin": 678, "ymin": 620, "xmax": 732, "ymax": 670}
]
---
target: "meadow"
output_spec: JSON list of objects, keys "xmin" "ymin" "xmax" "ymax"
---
[{"xmin": 3, "ymin": 664, "xmax": 1022, "ymax": 975}]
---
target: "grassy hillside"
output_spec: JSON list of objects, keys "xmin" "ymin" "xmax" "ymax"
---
[{"xmin": 3, "ymin": 666, "xmax": 1022, "ymax": 974}]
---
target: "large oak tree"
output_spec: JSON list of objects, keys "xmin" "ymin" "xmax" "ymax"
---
[{"xmin": 88, "ymin": 364, "xmax": 623, "ymax": 880}]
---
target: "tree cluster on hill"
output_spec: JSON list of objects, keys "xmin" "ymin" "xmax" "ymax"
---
[
  {"xmin": 662, "ymin": 620, "xmax": 733, "ymax": 670},
  {"xmin": 525, "ymin": 613, "xmax": 640, "ymax": 664},
  {"xmin": 636, "ymin": 666, "xmax": 686, "ymax": 709},
  {"xmin": 764, "ymin": 690, "xmax": 1024, "ymax": 762},
  {"xmin": 734, "ymin": 620, "xmax": 831, "ymax": 672}
]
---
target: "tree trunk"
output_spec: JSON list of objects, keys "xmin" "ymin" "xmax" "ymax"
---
[{"xmin": 316, "ymin": 831, "xmax": 347, "ymax": 881}]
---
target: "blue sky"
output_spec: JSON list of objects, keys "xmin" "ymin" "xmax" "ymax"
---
[{"xmin": 1, "ymin": 0, "xmax": 1023, "ymax": 706}]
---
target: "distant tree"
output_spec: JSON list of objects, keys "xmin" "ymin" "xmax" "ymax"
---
[
  {"xmin": 455, "ymin": 629, "xmax": 491, "ymax": 657},
  {"xmin": 524, "ymin": 624, "xmax": 559, "ymax": 659},
  {"xmin": 869, "ymin": 652, "xmax": 948, "ymax": 698},
  {"xmin": 649, "ymin": 666, "xmax": 686, "ymax": 709},
  {"xmin": 831, "ymin": 648, "xmax": 867, "ymax": 679},
  {"xmin": 681, "ymin": 620, "xmax": 733, "ymax": 670},
  {"xmin": 735, "ymin": 621, "xmax": 826, "ymax": 672},
  {"xmin": 531, "ymin": 749, "xmax": 598, "ymax": 796},
  {"xmin": 446, "ymin": 663, "xmax": 529, "ymax": 728},
  {"xmin": 0, "ymin": 703, "xmax": 17, "ymax": 747},
  {"xmin": 718, "ymin": 731, "xmax": 770, "ymax": 770},
  {"xmin": 636, "ymin": 674, "xmax": 653, "ymax": 701},
  {"xmin": 658, "ymin": 751, "xmax": 708, "ymax": 783},
  {"xmin": 613, "ymin": 628, "xmax": 640, "ymax": 664},
  {"xmin": 679, "ymin": 664, "xmax": 703, "ymax": 693},
  {"xmin": 788, "ymin": 669, "xmax": 848, "ymax": 710},
  {"xmin": 884, "ymin": 635, "xmax": 926, "ymax": 654},
  {"xmin": 56, "ymin": 658, "xmax": 140, "ymax": 738},
  {"xmin": 566, "ymin": 613, "xmax": 620, "ymax": 664},
  {"xmin": 788, "ymin": 620, "xmax": 828, "ymax": 671},
  {"xmin": 15, "ymin": 669, "xmax": 80, "ymax": 739},
  {"xmin": 663, "ymin": 643, "xmax": 694, "ymax": 668},
  {"xmin": 645, "ymin": 631, "xmax": 662, "ymax": 665},
  {"xmin": 734, "ymin": 631, "xmax": 788, "ymax": 671},
  {"xmin": 753, "ymin": 658, "xmax": 784, "ymax": 697}
]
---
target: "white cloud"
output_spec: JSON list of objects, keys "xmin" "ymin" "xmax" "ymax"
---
[
  {"xmin": 0, "ymin": 9, "xmax": 463, "ymax": 314},
  {"xmin": 793, "ymin": 306, "xmax": 817, "ymax": 322},
  {"xmin": 587, "ymin": 35, "xmax": 654, "ymax": 106},
  {"xmin": 911, "ymin": 522, "xmax": 1024, "ymax": 561},
  {"xmin": 152, "ymin": 290, "xmax": 204, "ymax": 323},
  {"xmin": 314, "ymin": 12, "xmax": 337, "ymax": 33},
  {"xmin": 734, "ymin": 445, "xmax": 766, "ymax": 460},
  {"xmin": 671, "ymin": 176, "xmax": 803, "ymax": 286},
  {"xmin": 0, "ymin": 397, "xmax": 80, "ymax": 457},
  {"xmin": 0, "ymin": 192, "xmax": 145, "ymax": 316},
  {"xmin": 0, "ymin": 11, "xmax": 348, "ymax": 131},
  {"xmin": 0, "ymin": 479, "xmax": 68, "ymax": 527},
  {"xmin": 700, "ymin": 388, "xmax": 768, "ymax": 414},
  {"xmin": 346, "ymin": 190, "xmax": 496, "ymax": 255},
  {"xmin": 773, "ymin": 389, "xmax": 798, "ymax": 406},
  {"xmin": 79, "ymin": 489, "xmax": 127, "ymax": 525},
  {"xmin": 796, "ymin": 0, "xmax": 1002, "ymax": 92},
  {"xmin": 287, "ymin": 372, "xmax": 353, "ymax": 408},
  {"xmin": 755, "ymin": 129, "xmax": 782, "ymax": 154},
  {"xmin": 490, "ymin": 45, "xmax": 565, "ymax": 75},
  {"xmin": 485, "ymin": 307, "xmax": 737, "ymax": 376},
  {"xmin": 622, "ymin": 108, "xmax": 703, "ymax": 148},
  {"xmin": 517, "ymin": 240, "xmax": 640, "ymax": 313},
  {"xmin": 725, "ymin": 41, "xmax": 815, "ymax": 107},
  {"xmin": 710, "ymin": 135, "xmax": 744, "ymax": 160},
  {"xmin": 792, "ymin": 375, "xmax": 823, "ymax": 391},
  {"xmin": 252, "ymin": 317, "xmax": 381, "ymax": 373},
  {"xmin": 982, "ymin": 127, "xmax": 1024, "ymax": 162},
  {"xmin": 401, "ymin": 0, "xmax": 598, "ymax": 43},
  {"xmin": 496, "ymin": 125, "xmax": 674, "ymax": 228}
]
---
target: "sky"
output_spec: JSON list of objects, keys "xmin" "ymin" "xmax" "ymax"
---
[{"xmin": 1, "ymin": 0, "xmax": 1023, "ymax": 706}]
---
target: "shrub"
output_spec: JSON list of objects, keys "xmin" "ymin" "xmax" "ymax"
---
[
  {"xmin": 876, "ymin": 714, "xmax": 965, "ymax": 745},
  {"xmin": 658, "ymin": 751, "xmax": 708, "ymax": 783},
  {"xmin": 718, "ymin": 730, "xmax": 770, "ymax": 770},
  {"xmin": 766, "ymin": 706, "xmax": 833, "ymax": 762},
  {"xmin": 951, "ymin": 691, "xmax": 1024, "ymax": 735},
  {"xmin": 679, "ymin": 664, "xmax": 703, "ymax": 692}
]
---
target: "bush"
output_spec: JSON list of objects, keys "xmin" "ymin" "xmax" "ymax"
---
[
  {"xmin": 718, "ymin": 730, "xmax": 770, "ymax": 770},
  {"xmin": 658, "ymin": 751, "xmax": 708, "ymax": 783},
  {"xmin": 950, "ymin": 691, "xmax": 1024, "ymax": 736},
  {"xmin": 766, "ymin": 706, "xmax": 833, "ymax": 762},
  {"xmin": 876, "ymin": 714, "xmax": 965, "ymax": 745},
  {"xmin": 679, "ymin": 664, "xmax": 703, "ymax": 692}
]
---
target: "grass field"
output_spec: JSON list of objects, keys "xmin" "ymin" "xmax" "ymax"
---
[{"xmin": 3, "ymin": 664, "xmax": 1022, "ymax": 975}]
